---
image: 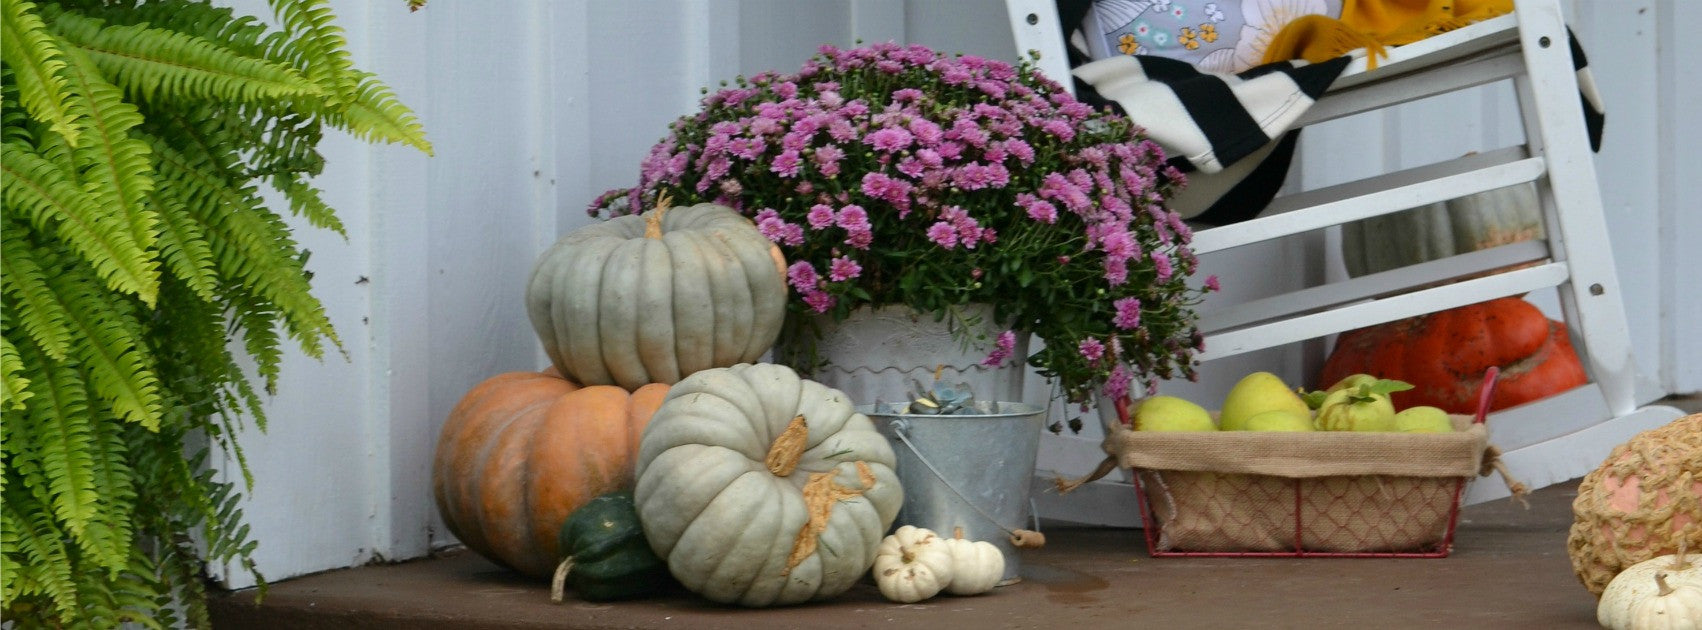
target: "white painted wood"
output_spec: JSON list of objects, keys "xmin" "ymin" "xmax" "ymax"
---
[
  {"xmin": 1201, "ymin": 239, "xmax": 1551, "ymax": 332},
  {"xmin": 1192, "ymin": 155, "xmax": 1546, "ymax": 255},
  {"xmin": 1201, "ymin": 262, "xmax": 1571, "ymax": 360}
]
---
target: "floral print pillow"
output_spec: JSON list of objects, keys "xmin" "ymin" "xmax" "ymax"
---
[{"xmin": 1088, "ymin": 0, "xmax": 1343, "ymax": 72}]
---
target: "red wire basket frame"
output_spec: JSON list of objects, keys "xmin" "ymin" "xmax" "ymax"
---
[{"xmin": 1127, "ymin": 367, "xmax": 1501, "ymax": 558}]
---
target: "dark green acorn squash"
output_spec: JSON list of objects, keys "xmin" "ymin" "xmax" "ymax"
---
[{"xmin": 549, "ymin": 492, "xmax": 672, "ymax": 602}]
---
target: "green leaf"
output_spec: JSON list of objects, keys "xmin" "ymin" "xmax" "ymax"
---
[
  {"xmin": 0, "ymin": 0, "xmax": 79, "ymax": 145},
  {"xmin": 0, "ymin": 336, "xmax": 32, "ymax": 411},
  {"xmin": 0, "ymin": 236, "xmax": 75, "ymax": 360},
  {"xmin": 1365, "ymin": 379, "xmax": 1415, "ymax": 398},
  {"xmin": 48, "ymin": 10, "xmax": 321, "ymax": 103},
  {"xmin": 57, "ymin": 43, "xmax": 160, "ymax": 260},
  {"xmin": 1, "ymin": 141, "xmax": 158, "ymax": 303},
  {"xmin": 267, "ymin": 0, "xmax": 356, "ymax": 104}
]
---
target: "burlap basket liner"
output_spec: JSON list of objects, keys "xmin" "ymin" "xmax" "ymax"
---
[{"xmin": 1108, "ymin": 416, "xmax": 1489, "ymax": 553}]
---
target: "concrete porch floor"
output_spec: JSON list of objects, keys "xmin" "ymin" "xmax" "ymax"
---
[{"xmin": 210, "ymin": 476, "xmax": 1612, "ymax": 629}]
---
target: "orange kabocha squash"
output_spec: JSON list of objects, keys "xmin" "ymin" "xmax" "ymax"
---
[
  {"xmin": 1319, "ymin": 297, "xmax": 1586, "ymax": 414},
  {"xmin": 431, "ymin": 370, "xmax": 668, "ymax": 579}
]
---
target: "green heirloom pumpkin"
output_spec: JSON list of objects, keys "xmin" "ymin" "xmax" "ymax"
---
[
  {"xmin": 1340, "ymin": 182, "xmax": 1544, "ymax": 278},
  {"xmin": 526, "ymin": 200, "xmax": 788, "ymax": 390},
  {"xmin": 550, "ymin": 492, "xmax": 673, "ymax": 602},
  {"xmin": 634, "ymin": 363, "xmax": 902, "ymax": 607}
]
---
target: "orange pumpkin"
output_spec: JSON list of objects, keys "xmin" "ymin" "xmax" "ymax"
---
[
  {"xmin": 431, "ymin": 370, "xmax": 668, "ymax": 578},
  {"xmin": 1569, "ymin": 414, "xmax": 1702, "ymax": 596},
  {"xmin": 1318, "ymin": 297, "xmax": 1587, "ymax": 414}
]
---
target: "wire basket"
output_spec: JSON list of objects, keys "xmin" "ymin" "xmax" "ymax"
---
[{"xmin": 1120, "ymin": 368, "xmax": 1501, "ymax": 558}]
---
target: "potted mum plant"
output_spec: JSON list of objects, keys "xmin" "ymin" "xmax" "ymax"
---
[{"xmin": 593, "ymin": 42, "xmax": 1215, "ymax": 408}]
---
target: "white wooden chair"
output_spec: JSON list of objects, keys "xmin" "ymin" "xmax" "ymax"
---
[{"xmin": 1006, "ymin": 0, "xmax": 1685, "ymax": 525}]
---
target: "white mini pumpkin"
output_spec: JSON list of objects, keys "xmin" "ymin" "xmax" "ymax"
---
[
  {"xmin": 873, "ymin": 526, "xmax": 956, "ymax": 604},
  {"xmin": 1602, "ymin": 548, "xmax": 1702, "ymax": 630},
  {"xmin": 634, "ymin": 363, "xmax": 902, "ymax": 607},
  {"xmin": 942, "ymin": 536, "xmax": 1005, "ymax": 596},
  {"xmin": 1626, "ymin": 573, "xmax": 1702, "ymax": 630}
]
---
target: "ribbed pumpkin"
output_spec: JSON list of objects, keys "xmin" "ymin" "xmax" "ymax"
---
[
  {"xmin": 1319, "ymin": 296, "xmax": 1587, "ymax": 414},
  {"xmin": 1340, "ymin": 182, "xmax": 1544, "ymax": 277},
  {"xmin": 634, "ymin": 363, "xmax": 902, "ymax": 607},
  {"xmin": 431, "ymin": 370, "xmax": 668, "ymax": 579},
  {"xmin": 525, "ymin": 200, "xmax": 788, "ymax": 391},
  {"xmin": 1569, "ymin": 414, "xmax": 1702, "ymax": 596}
]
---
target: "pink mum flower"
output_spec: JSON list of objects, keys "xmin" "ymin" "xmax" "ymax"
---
[
  {"xmin": 926, "ymin": 222, "xmax": 959, "ymax": 248},
  {"xmin": 803, "ymin": 289, "xmax": 837, "ymax": 313},
  {"xmin": 1204, "ymin": 275, "xmax": 1221, "ymax": 291},
  {"xmin": 828, "ymin": 256, "xmax": 862, "ymax": 282},
  {"xmin": 787, "ymin": 261, "xmax": 819, "ymax": 292},
  {"xmin": 1113, "ymin": 297, "xmax": 1141, "ymax": 329},
  {"xmin": 806, "ymin": 204, "xmax": 836, "ymax": 229},
  {"xmin": 982, "ymin": 330, "xmax": 1017, "ymax": 367},
  {"xmin": 1078, "ymin": 337, "xmax": 1106, "ymax": 364}
]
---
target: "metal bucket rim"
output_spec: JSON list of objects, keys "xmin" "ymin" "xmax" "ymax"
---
[{"xmin": 856, "ymin": 401, "xmax": 1046, "ymax": 420}]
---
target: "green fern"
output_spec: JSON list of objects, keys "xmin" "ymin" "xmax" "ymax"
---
[{"xmin": 1, "ymin": 0, "xmax": 429, "ymax": 625}]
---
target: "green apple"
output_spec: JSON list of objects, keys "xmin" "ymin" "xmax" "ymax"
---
[
  {"xmin": 1394, "ymin": 406, "xmax": 1455, "ymax": 433},
  {"xmin": 1133, "ymin": 395, "xmax": 1216, "ymax": 432},
  {"xmin": 1243, "ymin": 409, "xmax": 1316, "ymax": 432},
  {"xmin": 1219, "ymin": 372, "xmax": 1311, "ymax": 431}
]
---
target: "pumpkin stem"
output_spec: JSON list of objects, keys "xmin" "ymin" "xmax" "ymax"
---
[
  {"xmin": 1655, "ymin": 572, "xmax": 1674, "ymax": 597},
  {"xmin": 644, "ymin": 192, "xmax": 673, "ymax": 239},
  {"xmin": 549, "ymin": 557, "xmax": 575, "ymax": 604},
  {"xmin": 766, "ymin": 415, "xmax": 809, "ymax": 477},
  {"xmin": 1673, "ymin": 537, "xmax": 1693, "ymax": 572}
]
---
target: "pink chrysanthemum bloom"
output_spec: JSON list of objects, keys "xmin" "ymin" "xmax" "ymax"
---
[
  {"xmin": 982, "ymin": 330, "xmax": 1017, "ymax": 367},
  {"xmin": 1113, "ymin": 297, "xmax": 1141, "ymax": 329},
  {"xmin": 1078, "ymin": 337, "xmax": 1105, "ymax": 364},
  {"xmin": 828, "ymin": 256, "xmax": 862, "ymax": 282}
]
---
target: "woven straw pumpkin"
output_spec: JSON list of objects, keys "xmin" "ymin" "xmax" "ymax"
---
[{"xmin": 1568, "ymin": 414, "xmax": 1702, "ymax": 596}]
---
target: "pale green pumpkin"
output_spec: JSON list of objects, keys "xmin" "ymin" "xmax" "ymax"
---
[
  {"xmin": 1339, "ymin": 182, "xmax": 1544, "ymax": 277},
  {"xmin": 634, "ymin": 363, "xmax": 902, "ymax": 607},
  {"xmin": 526, "ymin": 202, "xmax": 788, "ymax": 390}
]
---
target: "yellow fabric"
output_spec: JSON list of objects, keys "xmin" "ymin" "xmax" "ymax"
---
[{"xmin": 1261, "ymin": 0, "xmax": 1514, "ymax": 68}]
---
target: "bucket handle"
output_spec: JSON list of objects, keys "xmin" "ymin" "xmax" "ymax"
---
[{"xmin": 889, "ymin": 419, "xmax": 1046, "ymax": 549}]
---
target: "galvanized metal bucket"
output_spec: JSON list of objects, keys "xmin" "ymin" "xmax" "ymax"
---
[{"xmin": 859, "ymin": 401, "xmax": 1046, "ymax": 586}]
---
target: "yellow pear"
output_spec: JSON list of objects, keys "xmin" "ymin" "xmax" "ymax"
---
[
  {"xmin": 1325, "ymin": 373, "xmax": 1379, "ymax": 394},
  {"xmin": 1219, "ymin": 372, "xmax": 1311, "ymax": 431},
  {"xmin": 1394, "ymin": 406, "xmax": 1455, "ymax": 433},
  {"xmin": 1315, "ymin": 387, "xmax": 1397, "ymax": 432},
  {"xmin": 1133, "ymin": 395, "xmax": 1216, "ymax": 432},
  {"xmin": 1243, "ymin": 409, "xmax": 1316, "ymax": 432}
]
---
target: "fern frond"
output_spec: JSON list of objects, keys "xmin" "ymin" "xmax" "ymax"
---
[
  {"xmin": 78, "ymin": 402, "xmax": 136, "ymax": 576},
  {"xmin": 15, "ymin": 344, "xmax": 104, "ymax": 548},
  {"xmin": 1, "ymin": 140, "xmax": 157, "ymax": 302},
  {"xmin": 0, "ymin": 0, "xmax": 79, "ymax": 144},
  {"xmin": 268, "ymin": 0, "xmax": 355, "ymax": 104},
  {"xmin": 0, "ymin": 336, "xmax": 30, "ymax": 410},
  {"xmin": 146, "ymin": 138, "xmax": 337, "ymax": 359},
  {"xmin": 46, "ymin": 9, "xmax": 321, "ymax": 103},
  {"xmin": 1, "ymin": 473, "xmax": 81, "ymax": 622},
  {"xmin": 57, "ymin": 43, "xmax": 160, "ymax": 259},
  {"xmin": 0, "ymin": 234, "xmax": 74, "ymax": 360},
  {"xmin": 310, "ymin": 70, "xmax": 432, "ymax": 154},
  {"xmin": 144, "ymin": 188, "xmax": 218, "ymax": 301},
  {"xmin": 271, "ymin": 171, "xmax": 343, "ymax": 235},
  {"xmin": 10, "ymin": 234, "xmax": 163, "ymax": 429}
]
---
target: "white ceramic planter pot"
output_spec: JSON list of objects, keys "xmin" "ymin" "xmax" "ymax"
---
[{"xmin": 782, "ymin": 304, "xmax": 1030, "ymax": 407}]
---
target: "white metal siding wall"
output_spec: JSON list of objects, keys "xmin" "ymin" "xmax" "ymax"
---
[{"xmin": 219, "ymin": 0, "xmax": 1699, "ymax": 587}]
